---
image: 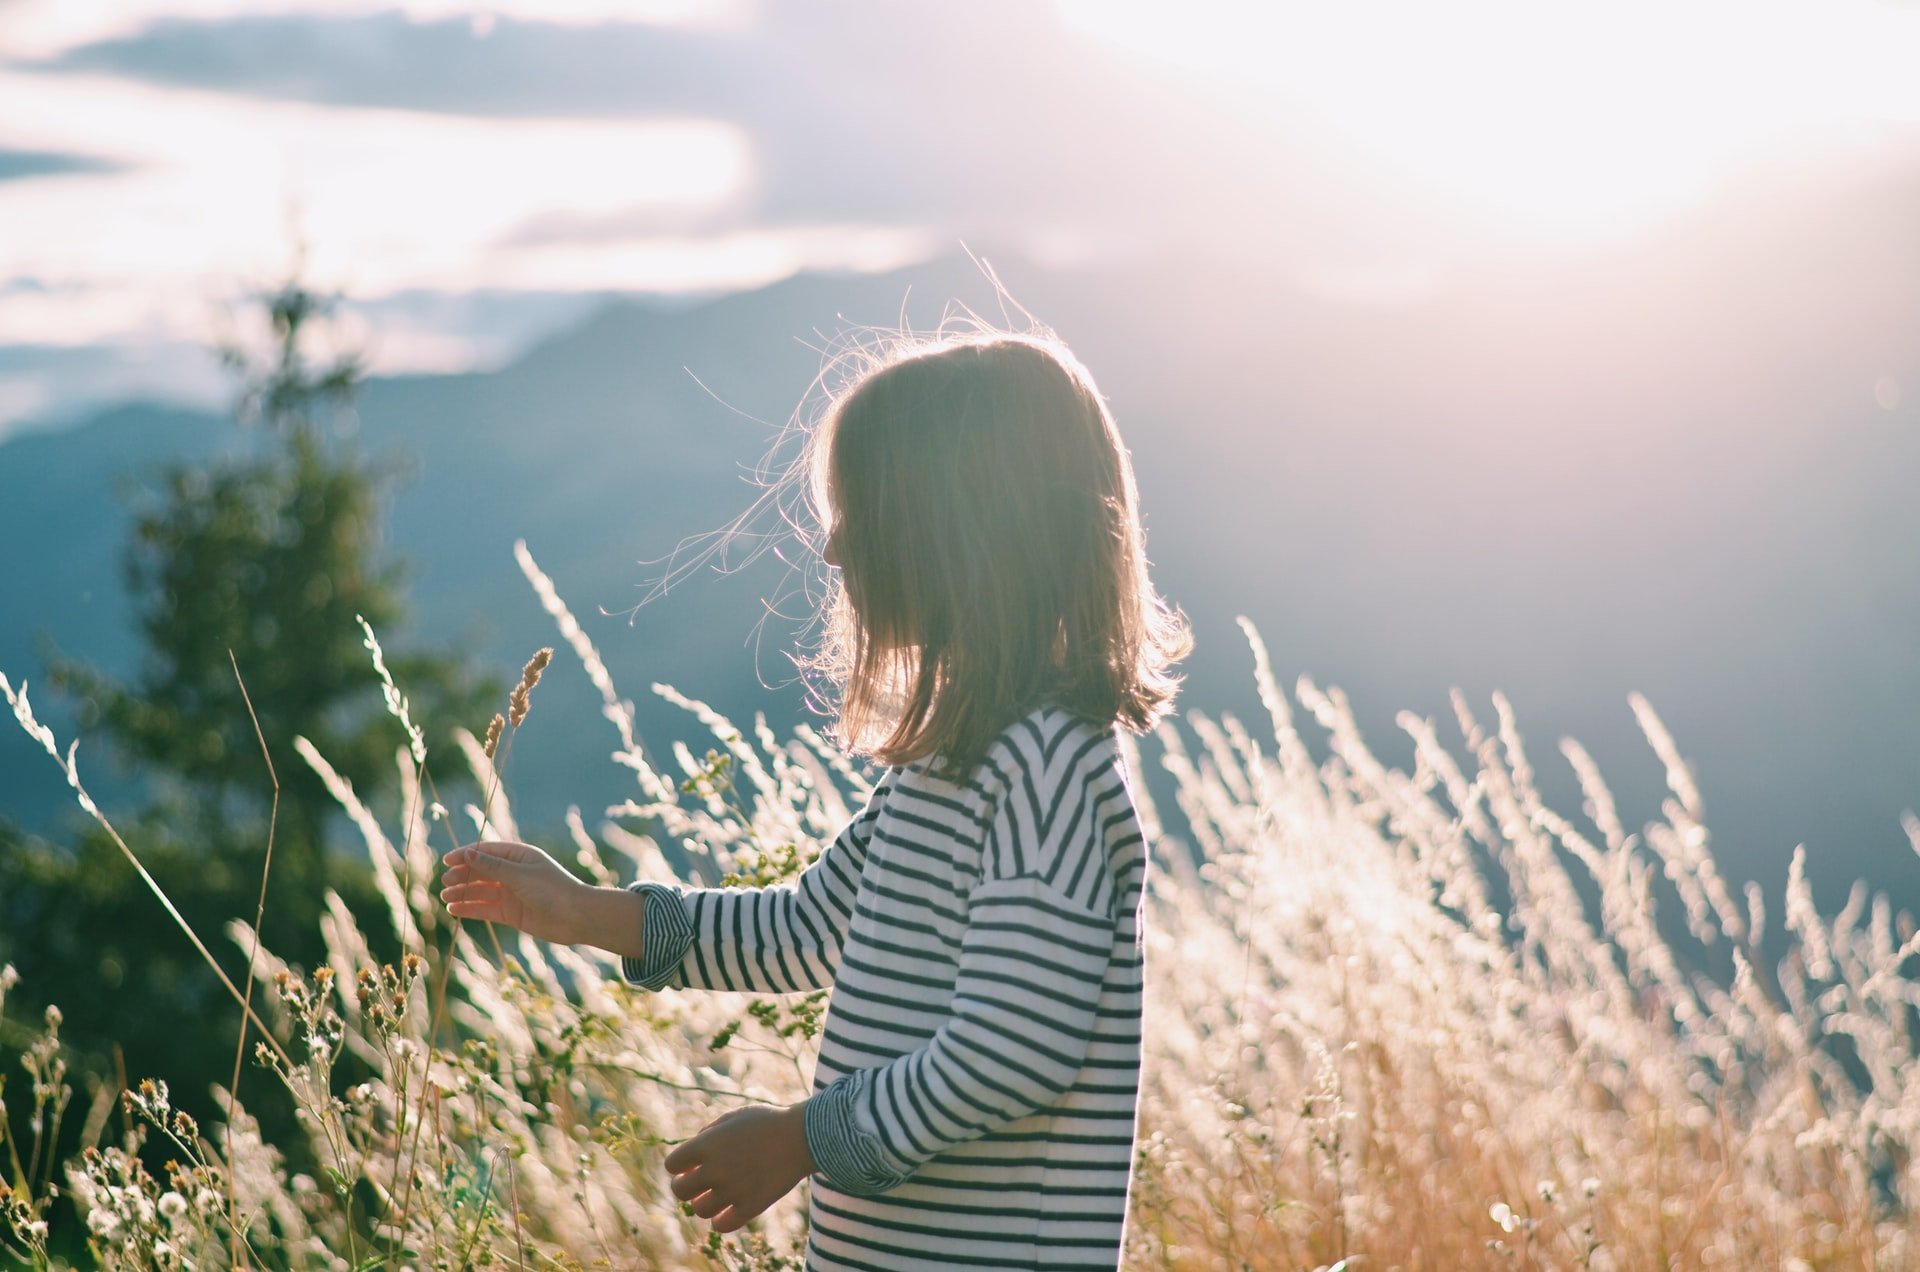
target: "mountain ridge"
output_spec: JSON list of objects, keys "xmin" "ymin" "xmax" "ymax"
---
[{"xmin": 4, "ymin": 231, "xmax": 1918, "ymax": 934}]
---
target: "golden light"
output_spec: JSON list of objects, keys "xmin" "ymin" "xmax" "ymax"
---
[{"xmin": 1059, "ymin": 0, "xmax": 1920, "ymax": 241}]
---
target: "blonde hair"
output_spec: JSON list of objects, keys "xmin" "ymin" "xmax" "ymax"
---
[{"xmin": 801, "ymin": 328, "xmax": 1189, "ymax": 776}]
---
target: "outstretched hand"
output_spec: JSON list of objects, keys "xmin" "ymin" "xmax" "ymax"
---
[
  {"xmin": 438, "ymin": 840, "xmax": 590, "ymax": 946},
  {"xmin": 666, "ymin": 1102, "xmax": 816, "ymax": 1233}
]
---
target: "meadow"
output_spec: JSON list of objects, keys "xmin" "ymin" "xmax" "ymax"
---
[{"xmin": 3, "ymin": 541, "xmax": 1917, "ymax": 1270}]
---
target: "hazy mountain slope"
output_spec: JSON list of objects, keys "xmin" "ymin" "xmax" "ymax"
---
[{"xmin": 3, "ymin": 192, "xmax": 1918, "ymax": 930}]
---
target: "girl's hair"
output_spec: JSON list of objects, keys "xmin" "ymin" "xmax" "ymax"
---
[{"xmin": 801, "ymin": 328, "xmax": 1190, "ymax": 776}]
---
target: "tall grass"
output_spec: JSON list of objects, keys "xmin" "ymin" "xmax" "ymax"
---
[{"xmin": 3, "ymin": 553, "xmax": 1916, "ymax": 1270}]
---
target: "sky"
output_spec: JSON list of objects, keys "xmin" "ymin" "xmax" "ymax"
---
[{"xmin": 2, "ymin": 0, "xmax": 1919, "ymax": 433}]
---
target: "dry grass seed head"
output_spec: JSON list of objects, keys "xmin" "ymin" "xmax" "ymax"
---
[{"xmin": 508, "ymin": 648, "xmax": 553, "ymax": 727}]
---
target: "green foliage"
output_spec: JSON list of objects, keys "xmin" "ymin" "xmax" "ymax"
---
[
  {"xmin": 49, "ymin": 280, "xmax": 491, "ymax": 904},
  {"xmin": 0, "ymin": 274, "xmax": 496, "ymax": 1255}
]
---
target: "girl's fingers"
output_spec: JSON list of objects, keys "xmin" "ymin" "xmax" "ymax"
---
[
  {"xmin": 669, "ymin": 1165, "xmax": 710, "ymax": 1202},
  {"xmin": 441, "ymin": 881, "xmax": 509, "ymax": 921},
  {"xmin": 689, "ymin": 1189, "xmax": 729, "ymax": 1220},
  {"xmin": 439, "ymin": 882, "xmax": 505, "ymax": 905},
  {"xmin": 664, "ymin": 1137, "xmax": 704, "ymax": 1174},
  {"xmin": 440, "ymin": 842, "xmax": 527, "ymax": 875},
  {"xmin": 459, "ymin": 851, "xmax": 513, "ymax": 881},
  {"xmin": 710, "ymin": 1203, "xmax": 749, "ymax": 1233}
]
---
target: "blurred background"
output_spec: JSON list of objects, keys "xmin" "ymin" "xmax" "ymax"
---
[{"xmin": 3, "ymin": 0, "xmax": 1919, "ymax": 971}]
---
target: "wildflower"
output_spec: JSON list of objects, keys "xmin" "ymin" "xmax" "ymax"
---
[
  {"xmin": 483, "ymin": 714, "xmax": 505, "ymax": 759},
  {"xmin": 127, "ymin": 1078, "xmax": 170, "ymax": 1120},
  {"xmin": 1490, "ymin": 1202, "xmax": 1517, "ymax": 1233},
  {"xmin": 158, "ymin": 1192, "xmax": 188, "ymax": 1221}
]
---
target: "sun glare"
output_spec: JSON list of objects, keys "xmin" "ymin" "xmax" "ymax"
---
[{"xmin": 1059, "ymin": 0, "xmax": 1920, "ymax": 240}]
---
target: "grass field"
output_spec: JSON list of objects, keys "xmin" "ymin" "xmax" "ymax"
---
[{"xmin": 4, "ymin": 548, "xmax": 1916, "ymax": 1270}]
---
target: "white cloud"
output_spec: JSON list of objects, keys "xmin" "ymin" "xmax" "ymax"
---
[
  {"xmin": 0, "ymin": 0, "xmax": 750, "ymax": 59},
  {"xmin": 0, "ymin": 70, "xmax": 752, "ymax": 339}
]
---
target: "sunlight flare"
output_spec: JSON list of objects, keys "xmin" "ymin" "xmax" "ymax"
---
[{"xmin": 1060, "ymin": 0, "xmax": 1920, "ymax": 238}]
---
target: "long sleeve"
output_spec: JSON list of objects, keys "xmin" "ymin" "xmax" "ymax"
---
[
  {"xmin": 803, "ymin": 723, "xmax": 1121, "ymax": 1193},
  {"xmin": 619, "ymin": 770, "xmax": 893, "ymax": 994}
]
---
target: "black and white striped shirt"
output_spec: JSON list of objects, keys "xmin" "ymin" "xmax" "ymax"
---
[{"xmin": 622, "ymin": 702, "xmax": 1148, "ymax": 1270}]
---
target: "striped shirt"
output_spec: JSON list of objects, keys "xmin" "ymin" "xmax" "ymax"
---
[{"xmin": 621, "ymin": 701, "xmax": 1148, "ymax": 1271}]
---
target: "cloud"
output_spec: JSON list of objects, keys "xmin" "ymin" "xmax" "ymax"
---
[
  {"xmin": 0, "ymin": 147, "xmax": 125, "ymax": 181},
  {"xmin": 29, "ymin": 11, "xmax": 726, "ymax": 118},
  {"xmin": 0, "ymin": 1, "xmax": 1491, "ymax": 431},
  {"xmin": 0, "ymin": 0, "xmax": 744, "ymax": 61},
  {"xmin": 19, "ymin": 4, "xmax": 1333, "ymax": 246},
  {"xmin": 0, "ymin": 284, "xmax": 639, "ymax": 438}
]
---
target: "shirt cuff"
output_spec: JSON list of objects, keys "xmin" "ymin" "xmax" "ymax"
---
[
  {"xmin": 618, "ymin": 882, "xmax": 693, "ymax": 991},
  {"xmin": 803, "ymin": 1070, "xmax": 914, "ymax": 1195}
]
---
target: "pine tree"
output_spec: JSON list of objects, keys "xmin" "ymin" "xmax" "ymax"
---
[{"xmin": 4, "ymin": 272, "xmax": 494, "ymax": 1176}]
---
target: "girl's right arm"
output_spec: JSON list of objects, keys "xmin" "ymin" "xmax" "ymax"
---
[{"xmin": 439, "ymin": 771, "xmax": 890, "ymax": 995}]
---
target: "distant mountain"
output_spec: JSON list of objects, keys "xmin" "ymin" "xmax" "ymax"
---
[{"xmin": 5, "ymin": 190, "xmax": 1919, "ymax": 935}]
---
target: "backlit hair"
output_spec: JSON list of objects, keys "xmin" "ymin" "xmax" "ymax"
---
[{"xmin": 802, "ymin": 329, "xmax": 1190, "ymax": 777}]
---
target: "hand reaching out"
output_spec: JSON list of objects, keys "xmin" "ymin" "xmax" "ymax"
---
[
  {"xmin": 438, "ymin": 840, "xmax": 594, "ymax": 946},
  {"xmin": 666, "ymin": 1103, "xmax": 816, "ymax": 1233},
  {"xmin": 443, "ymin": 844, "xmax": 814, "ymax": 1232}
]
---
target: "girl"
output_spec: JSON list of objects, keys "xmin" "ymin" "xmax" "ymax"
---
[{"xmin": 438, "ymin": 328, "xmax": 1189, "ymax": 1271}]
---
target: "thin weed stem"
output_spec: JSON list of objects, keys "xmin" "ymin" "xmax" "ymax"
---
[
  {"xmin": 0, "ymin": 673, "xmax": 294, "ymax": 1072},
  {"xmin": 227, "ymin": 650, "xmax": 279, "ymax": 1267}
]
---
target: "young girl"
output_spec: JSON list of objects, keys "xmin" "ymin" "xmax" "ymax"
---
[{"xmin": 438, "ymin": 328, "xmax": 1189, "ymax": 1270}]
